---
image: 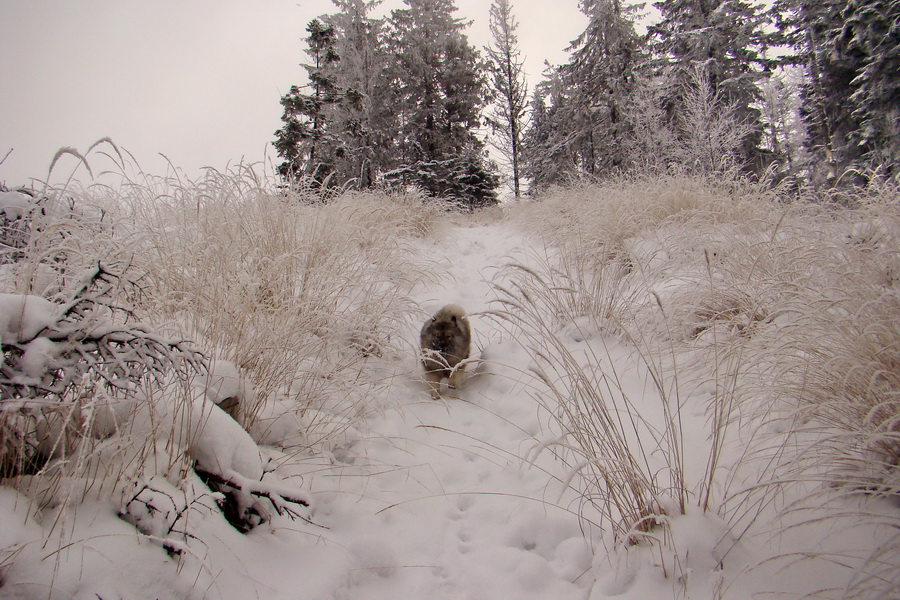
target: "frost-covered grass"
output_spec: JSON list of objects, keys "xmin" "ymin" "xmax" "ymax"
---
[
  {"xmin": 1, "ymin": 152, "xmax": 898, "ymax": 599},
  {"xmin": 109, "ymin": 163, "xmax": 442, "ymax": 440},
  {"xmin": 0, "ymin": 147, "xmax": 445, "ymax": 595},
  {"xmin": 504, "ymin": 173, "xmax": 900, "ymax": 597}
]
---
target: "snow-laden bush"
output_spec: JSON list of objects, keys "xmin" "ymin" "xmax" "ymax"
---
[
  {"xmin": 0, "ymin": 265, "xmax": 204, "ymax": 404},
  {"xmin": 0, "ymin": 196, "xmax": 208, "ymax": 480},
  {"xmin": 0, "ymin": 260, "xmax": 310, "ymax": 535},
  {"xmin": 1, "ymin": 156, "xmax": 318, "ymax": 543}
]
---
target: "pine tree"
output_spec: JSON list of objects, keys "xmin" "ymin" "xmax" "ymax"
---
[
  {"xmin": 649, "ymin": 0, "xmax": 779, "ymax": 172},
  {"xmin": 274, "ymin": 19, "xmax": 343, "ymax": 185},
  {"xmin": 323, "ymin": 0, "xmax": 395, "ymax": 188},
  {"xmin": 385, "ymin": 0, "xmax": 499, "ymax": 206},
  {"xmin": 561, "ymin": 0, "xmax": 645, "ymax": 175},
  {"xmin": 484, "ymin": 0, "xmax": 529, "ymax": 198},
  {"xmin": 521, "ymin": 0, "xmax": 645, "ymax": 183},
  {"xmin": 521, "ymin": 72, "xmax": 580, "ymax": 192},
  {"xmin": 775, "ymin": 0, "xmax": 865, "ymax": 184},
  {"xmin": 842, "ymin": 0, "xmax": 900, "ymax": 176}
]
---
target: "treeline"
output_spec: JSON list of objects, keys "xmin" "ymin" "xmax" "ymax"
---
[{"xmin": 274, "ymin": 0, "xmax": 899, "ymax": 203}]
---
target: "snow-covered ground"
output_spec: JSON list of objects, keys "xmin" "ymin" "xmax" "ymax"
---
[
  {"xmin": 1, "ymin": 220, "xmax": 595, "ymax": 600},
  {"xmin": 1, "ymin": 188, "xmax": 897, "ymax": 599}
]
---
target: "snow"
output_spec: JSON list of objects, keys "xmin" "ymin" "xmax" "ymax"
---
[
  {"xmin": 198, "ymin": 359, "xmax": 248, "ymax": 405},
  {"xmin": 181, "ymin": 393, "xmax": 265, "ymax": 480},
  {"xmin": 0, "ymin": 215, "xmax": 895, "ymax": 600},
  {"xmin": 18, "ymin": 336, "xmax": 61, "ymax": 380},
  {"xmin": 0, "ymin": 191, "xmax": 34, "ymax": 220},
  {"xmin": 0, "ymin": 294, "xmax": 58, "ymax": 344}
]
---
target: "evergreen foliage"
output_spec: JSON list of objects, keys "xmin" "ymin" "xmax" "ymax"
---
[
  {"xmin": 274, "ymin": 19, "xmax": 343, "ymax": 186},
  {"xmin": 776, "ymin": 0, "xmax": 898, "ymax": 184},
  {"xmin": 561, "ymin": 0, "xmax": 645, "ymax": 175},
  {"xmin": 842, "ymin": 0, "xmax": 900, "ymax": 176},
  {"xmin": 648, "ymin": 0, "xmax": 779, "ymax": 173},
  {"xmin": 521, "ymin": 72, "xmax": 580, "ymax": 192},
  {"xmin": 385, "ymin": 152, "xmax": 500, "ymax": 209},
  {"xmin": 776, "ymin": 0, "xmax": 863, "ymax": 185},
  {"xmin": 273, "ymin": 0, "xmax": 898, "ymax": 193},
  {"xmin": 322, "ymin": 0, "xmax": 395, "ymax": 189},
  {"xmin": 385, "ymin": 0, "xmax": 498, "ymax": 205},
  {"xmin": 520, "ymin": 0, "xmax": 646, "ymax": 192},
  {"xmin": 275, "ymin": 0, "xmax": 497, "ymax": 205}
]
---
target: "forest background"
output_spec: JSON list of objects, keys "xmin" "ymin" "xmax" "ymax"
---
[{"xmin": 272, "ymin": 0, "xmax": 899, "ymax": 205}]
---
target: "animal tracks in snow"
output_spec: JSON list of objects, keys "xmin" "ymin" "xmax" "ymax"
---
[{"xmin": 298, "ymin": 223, "xmax": 592, "ymax": 600}]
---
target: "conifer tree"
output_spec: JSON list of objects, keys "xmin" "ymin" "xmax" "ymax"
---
[
  {"xmin": 385, "ymin": 0, "xmax": 499, "ymax": 206},
  {"xmin": 323, "ymin": 0, "xmax": 394, "ymax": 188},
  {"xmin": 521, "ymin": 72, "xmax": 579, "ymax": 192},
  {"xmin": 649, "ymin": 0, "xmax": 778, "ymax": 172},
  {"xmin": 485, "ymin": 0, "xmax": 529, "ymax": 198},
  {"xmin": 274, "ymin": 19, "xmax": 342, "ymax": 185},
  {"xmin": 521, "ymin": 0, "xmax": 645, "ymax": 184},
  {"xmin": 841, "ymin": 0, "xmax": 900, "ymax": 176},
  {"xmin": 776, "ymin": 0, "xmax": 900, "ymax": 185},
  {"xmin": 775, "ymin": 0, "xmax": 866, "ymax": 184},
  {"xmin": 561, "ymin": 0, "xmax": 645, "ymax": 175}
]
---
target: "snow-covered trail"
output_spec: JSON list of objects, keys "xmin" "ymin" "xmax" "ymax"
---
[
  {"xmin": 6, "ymin": 212, "xmax": 885, "ymax": 600},
  {"xmin": 266, "ymin": 221, "xmax": 593, "ymax": 600}
]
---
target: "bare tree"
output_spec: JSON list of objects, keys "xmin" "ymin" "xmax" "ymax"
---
[
  {"xmin": 678, "ymin": 64, "xmax": 753, "ymax": 174},
  {"xmin": 485, "ymin": 0, "xmax": 528, "ymax": 198}
]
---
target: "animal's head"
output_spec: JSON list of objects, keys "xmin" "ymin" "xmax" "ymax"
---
[{"xmin": 432, "ymin": 304, "xmax": 467, "ymax": 327}]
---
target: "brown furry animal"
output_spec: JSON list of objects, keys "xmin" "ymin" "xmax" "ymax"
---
[{"xmin": 420, "ymin": 304, "xmax": 472, "ymax": 398}]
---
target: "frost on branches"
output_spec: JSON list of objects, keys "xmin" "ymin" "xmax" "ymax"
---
[{"xmin": 0, "ymin": 202, "xmax": 311, "ymax": 537}]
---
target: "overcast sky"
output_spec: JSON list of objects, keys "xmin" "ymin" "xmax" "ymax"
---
[{"xmin": 0, "ymin": 0, "xmax": 587, "ymax": 187}]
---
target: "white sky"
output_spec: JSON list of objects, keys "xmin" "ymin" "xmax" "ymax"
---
[{"xmin": 0, "ymin": 0, "xmax": 587, "ymax": 186}]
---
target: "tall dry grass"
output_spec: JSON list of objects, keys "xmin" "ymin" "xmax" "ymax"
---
[
  {"xmin": 0, "ymin": 143, "xmax": 443, "ymax": 529},
  {"xmin": 501, "ymin": 172, "xmax": 900, "ymax": 595},
  {"xmin": 93, "ymin": 160, "xmax": 448, "ymax": 456}
]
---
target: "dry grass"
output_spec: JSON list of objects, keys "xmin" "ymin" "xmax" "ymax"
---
[
  {"xmin": 510, "ymin": 173, "xmax": 777, "ymax": 263},
  {"xmin": 97, "ymin": 161, "xmax": 441, "ymax": 440},
  {"xmin": 1, "ymin": 143, "xmax": 441, "ymax": 531},
  {"xmin": 490, "ymin": 259, "xmax": 675, "ymax": 544},
  {"xmin": 500, "ymin": 172, "xmax": 900, "ymax": 595}
]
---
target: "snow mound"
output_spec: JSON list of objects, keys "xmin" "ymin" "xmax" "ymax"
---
[
  {"xmin": 0, "ymin": 190, "xmax": 34, "ymax": 220},
  {"xmin": 0, "ymin": 293, "xmax": 58, "ymax": 344}
]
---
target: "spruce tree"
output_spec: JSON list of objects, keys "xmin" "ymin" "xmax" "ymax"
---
[
  {"xmin": 775, "ymin": 0, "xmax": 865, "ymax": 184},
  {"xmin": 842, "ymin": 0, "xmax": 900, "ymax": 176},
  {"xmin": 649, "ymin": 0, "xmax": 779, "ymax": 172},
  {"xmin": 274, "ymin": 19, "xmax": 343, "ymax": 185},
  {"xmin": 561, "ymin": 0, "xmax": 645, "ymax": 175},
  {"xmin": 385, "ymin": 0, "xmax": 499, "ymax": 206},
  {"xmin": 521, "ymin": 72, "xmax": 579, "ymax": 192},
  {"xmin": 521, "ymin": 0, "xmax": 645, "ymax": 184},
  {"xmin": 485, "ymin": 0, "xmax": 529, "ymax": 198},
  {"xmin": 323, "ymin": 0, "xmax": 394, "ymax": 188}
]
